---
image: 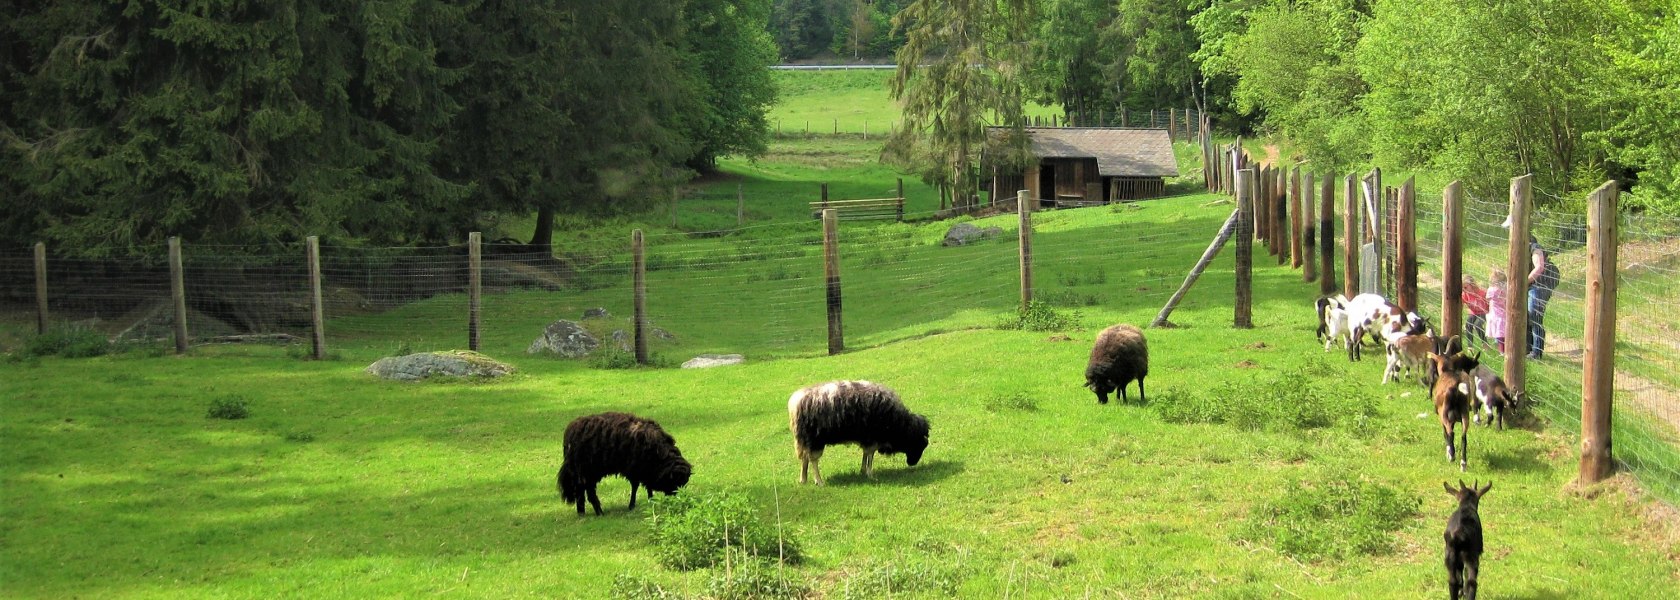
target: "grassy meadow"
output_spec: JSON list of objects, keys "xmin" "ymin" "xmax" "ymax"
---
[{"xmin": 4, "ymin": 70, "xmax": 1679, "ymax": 599}]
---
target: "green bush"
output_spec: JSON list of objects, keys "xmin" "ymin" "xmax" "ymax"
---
[
  {"xmin": 703, "ymin": 558, "xmax": 810, "ymax": 600},
  {"xmin": 1240, "ymin": 477, "xmax": 1419, "ymax": 561},
  {"xmin": 589, "ymin": 347, "xmax": 673, "ymax": 370},
  {"xmin": 206, "ymin": 396, "xmax": 250, "ymax": 420},
  {"xmin": 610, "ymin": 573, "xmax": 684, "ymax": 600},
  {"xmin": 647, "ymin": 492, "xmax": 802, "ymax": 571},
  {"xmin": 22, "ymin": 324, "xmax": 111, "ymax": 358},
  {"xmin": 995, "ymin": 301, "xmax": 1081, "ymax": 332}
]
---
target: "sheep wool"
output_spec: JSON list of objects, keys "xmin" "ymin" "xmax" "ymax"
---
[
  {"xmin": 558, "ymin": 412, "xmax": 692, "ymax": 516},
  {"xmin": 1085, "ymin": 324, "xmax": 1149, "ymax": 404},
  {"xmin": 788, "ymin": 381, "xmax": 930, "ymax": 486}
]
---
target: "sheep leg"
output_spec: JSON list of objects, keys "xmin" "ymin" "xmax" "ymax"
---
[
  {"xmin": 809, "ymin": 448, "xmax": 825, "ymax": 486},
  {"xmin": 628, "ymin": 480, "xmax": 640, "ymax": 510},
  {"xmin": 1120, "ymin": 383, "xmax": 1129, "ymax": 404},
  {"xmin": 797, "ymin": 443, "xmax": 810, "ymax": 484},
  {"xmin": 862, "ymin": 446, "xmax": 876, "ymax": 480},
  {"xmin": 1137, "ymin": 377, "xmax": 1146, "ymax": 403},
  {"xmin": 586, "ymin": 485, "xmax": 603, "ymax": 516}
]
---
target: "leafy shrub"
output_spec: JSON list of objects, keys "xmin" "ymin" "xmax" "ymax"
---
[
  {"xmin": 1240, "ymin": 477, "xmax": 1419, "ymax": 561},
  {"xmin": 1149, "ymin": 367, "xmax": 1371, "ymax": 431},
  {"xmin": 995, "ymin": 301, "xmax": 1081, "ymax": 332},
  {"xmin": 703, "ymin": 558, "xmax": 810, "ymax": 600},
  {"xmin": 207, "ymin": 396, "xmax": 250, "ymax": 420},
  {"xmin": 647, "ymin": 492, "xmax": 802, "ymax": 571},
  {"xmin": 610, "ymin": 573, "xmax": 684, "ymax": 600},
  {"xmin": 589, "ymin": 347, "xmax": 673, "ymax": 369},
  {"xmin": 23, "ymin": 324, "xmax": 111, "ymax": 358}
]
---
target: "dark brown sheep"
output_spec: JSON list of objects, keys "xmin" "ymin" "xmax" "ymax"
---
[
  {"xmin": 558, "ymin": 412, "xmax": 691, "ymax": 516},
  {"xmin": 1085, "ymin": 324, "xmax": 1148, "ymax": 404},
  {"xmin": 788, "ymin": 380, "xmax": 930, "ymax": 485}
]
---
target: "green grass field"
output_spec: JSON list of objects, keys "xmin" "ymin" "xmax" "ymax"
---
[{"xmin": 768, "ymin": 70, "xmax": 1063, "ymax": 136}]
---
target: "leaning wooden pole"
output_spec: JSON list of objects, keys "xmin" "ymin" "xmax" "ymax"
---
[
  {"xmin": 633, "ymin": 229, "xmax": 648, "ymax": 365},
  {"xmin": 823, "ymin": 209, "xmax": 844, "ymax": 355},
  {"xmin": 307, "ymin": 236, "xmax": 326, "ymax": 359},
  {"xmin": 1343, "ymin": 175, "xmax": 1360, "ymax": 299},
  {"xmin": 1235, "ymin": 169, "xmax": 1255, "ymax": 329},
  {"xmin": 34, "ymin": 242, "xmax": 48, "ymax": 334},
  {"xmin": 1579, "ymin": 180, "xmax": 1619, "ymax": 484},
  {"xmin": 1505, "ymin": 174, "xmax": 1533, "ymax": 395},
  {"xmin": 1441, "ymin": 182, "xmax": 1465, "ymax": 342},
  {"xmin": 1152, "ymin": 210, "xmax": 1241, "ymax": 328},
  {"xmin": 1320, "ymin": 175, "xmax": 1336, "ymax": 297},
  {"xmin": 168, "ymin": 236, "xmax": 188, "ymax": 354},
  {"xmin": 1018, "ymin": 190, "xmax": 1034, "ymax": 310}
]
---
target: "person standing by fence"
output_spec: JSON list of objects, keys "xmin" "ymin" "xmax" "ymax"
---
[
  {"xmin": 1486, "ymin": 268, "xmax": 1509, "ymax": 354},
  {"xmin": 1462, "ymin": 274, "xmax": 1489, "ymax": 348},
  {"xmin": 1524, "ymin": 234, "xmax": 1560, "ymax": 359}
]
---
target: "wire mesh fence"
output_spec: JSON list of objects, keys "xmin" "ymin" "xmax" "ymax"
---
[{"xmin": 770, "ymin": 108, "xmax": 1206, "ymax": 140}]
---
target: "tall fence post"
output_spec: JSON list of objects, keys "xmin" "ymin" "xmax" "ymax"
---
[
  {"xmin": 1505, "ymin": 174, "xmax": 1533, "ymax": 396},
  {"xmin": 633, "ymin": 229, "xmax": 648, "ymax": 365},
  {"xmin": 823, "ymin": 209, "xmax": 844, "ymax": 355},
  {"xmin": 1397, "ymin": 177, "xmax": 1418, "ymax": 312},
  {"xmin": 1579, "ymin": 180, "xmax": 1619, "ymax": 484},
  {"xmin": 1291, "ymin": 167, "xmax": 1304, "ymax": 269},
  {"xmin": 1304, "ymin": 172, "xmax": 1317, "ymax": 282},
  {"xmin": 1235, "ymin": 169, "xmax": 1254, "ymax": 328},
  {"xmin": 1257, "ymin": 166, "xmax": 1271, "ymax": 247},
  {"xmin": 1343, "ymin": 174, "xmax": 1360, "ymax": 299},
  {"xmin": 1320, "ymin": 175, "xmax": 1336, "ymax": 296},
  {"xmin": 468, "ymin": 232, "xmax": 482, "ymax": 352},
  {"xmin": 736, "ymin": 183, "xmax": 744, "ymax": 226},
  {"xmin": 168, "ymin": 236, "xmax": 188, "ymax": 354},
  {"xmin": 1275, "ymin": 168, "xmax": 1289, "ymax": 265},
  {"xmin": 34, "ymin": 242, "xmax": 48, "ymax": 334},
  {"xmin": 1017, "ymin": 190, "xmax": 1033, "ymax": 310},
  {"xmin": 307, "ymin": 236, "xmax": 326, "ymax": 359},
  {"xmin": 1441, "ymin": 182, "xmax": 1464, "ymax": 342}
]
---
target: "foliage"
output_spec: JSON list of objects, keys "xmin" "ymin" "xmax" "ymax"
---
[
  {"xmin": 703, "ymin": 558, "xmax": 812, "ymax": 600},
  {"xmin": 1150, "ymin": 366, "xmax": 1373, "ymax": 432},
  {"xmin": 995, "ymin": 301, "xmax": 1081, "ymax": 332},
  {"xmin": 610, "ymin": 573, "xmax": 686, "ymax": 600},
  {"xmin": 1240, "ymin": 476, "xmax": 1420, "ymax": 561},
  {"xmin": 21, "ymin": 324, "xmax": 111, "ymax": 359},
  {"xmin": 206, "ymin": 396, "xmax": 250, "ymax": 420},
  {"xmin": 647, "ymin": 492, "xmax": 803, "ymax": 571}
]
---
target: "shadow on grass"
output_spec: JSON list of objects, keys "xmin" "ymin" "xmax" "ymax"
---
[
  {"xmin": 1482, "ymin": 445, "xmax": 1552, "ymax": 475},
  {"xmin": 818, "ymin": 458, "xmax": 964, "ymax": 487}
]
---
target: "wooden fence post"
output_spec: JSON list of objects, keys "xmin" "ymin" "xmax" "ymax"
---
[
  {"xmin": 468, "ymin": 232, "xmax": 482, "ymax": 352},
  {"xmin": 1291, "ymin": 167, "xmax": 1304, "ymax": 269},
  {"xmin": 823, "ymin": 209, "xmax": 844, "ymax": 355},
  {"xmin": 670, "ymin": 186, "xmax": 678, "ymax": 228},
  {"xmin": 1579, "ymin": 180, "xmax": 1619, "ymax": 484},
  {"xmin": 820, "ymin": 183, "xmax": 828, "ymax": 207},
  {"xmin": 1397, "ymin": 177, "xmax": 1418, "ymax": 312},
  {"xmin": 1441, "ymin": 182, "xmax": 1464, "ymax": 341},
  {"xmin": 1505, "ymin": 174, "xmax": 1533, "ymax": 395},
  {"xmin": 1304, "ymin": 172, "xmax": 1317, "ymax": 282},
  {"xmin": 1321, "ymin": 175, "xmax": 1336, "ymax": 296},
  {"xmin": 1275, "ymin": 168, "xmax": 1290, "ymax": 265},
  {"xmin": 307, "ymin": 236, "xmax": 326, "ymax": 359},
  {"xmin": 736, "ymin": 183, "xmax": 744, "ymax": 226},
  {"xmin": 633, "ymin": 229, "xmax": 648, "ymax": 364},
  {"xmin": 34, "ymin": 242, "xmax": 47, "ymax": 334},
  {"xmin": 1344, "ymin": 175, "xmax": 1360, "ymax": 299},
  {"xmin": 1257, "ymin": 166, "xmax": 1271, "ymax": 246},
  {"xmin": 1018, "ymin": 190, "xmax": 1033, "ymax": 311},
  {"xmin": 168, "ymin": 236, "xmax": 188, "ymax": 354},
  {"xmin": 1235, "ymin": 169, "xmax": 1254, "ymax": 328}
]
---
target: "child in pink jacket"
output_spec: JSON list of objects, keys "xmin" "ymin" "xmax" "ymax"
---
[{"xmin": 1486, "ymin": 268, "xmax": 1508, "ymax": 353}]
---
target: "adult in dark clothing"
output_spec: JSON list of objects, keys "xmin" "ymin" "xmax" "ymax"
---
[{"xmin": 1526, "ymin": 234, "xmax": 1560, "ymax": 359}]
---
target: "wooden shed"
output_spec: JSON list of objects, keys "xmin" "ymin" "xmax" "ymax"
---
[{"xmin": 986, "ymin": 127, "xmax": 1179, "ymax": 207}]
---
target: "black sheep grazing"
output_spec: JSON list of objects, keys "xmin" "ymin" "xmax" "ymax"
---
[
  {"xmin": 788, "ymin": 380, "xmax": 930, "ymax": 485},
  {"xmin": 1444, "ymin": 480, "xmax": 1492, "ymax": 600},
  {"xmin": 557, "ymin": 412, "xmax": 691, "ymax": 516},
  {"xmin": 1085, "ymin": 324, "xmax": 1148, "ymax": 404}
]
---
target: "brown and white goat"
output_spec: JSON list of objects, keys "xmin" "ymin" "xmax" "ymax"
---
[
  {"xmin": 1429, "ymin": 351, "xmax": 1480, "ymax": 472},
  {"xmin": 1384, "ymin": 333, "xmax": 1436, "ymax": 385}
]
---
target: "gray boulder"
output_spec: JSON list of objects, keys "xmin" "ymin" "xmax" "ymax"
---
[
  {"xmin": 681, "ymin": 354, "xmax": 744, "ymax": 369},
  {"xmin": 942, "ymin": 222, "xmax": 1004, "ymax": 246},
  {"xmin": 528, "ymin": 320, "xmax": 599, "ymax": 357},
  {"xmin": 365, "ymin": 351, "xmax": 515, "ymax": 381}
]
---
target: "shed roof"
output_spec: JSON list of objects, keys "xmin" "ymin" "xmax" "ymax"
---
[{"xmin": 994, "ymin": 127, "xmax": 1180, "ymax": 178}]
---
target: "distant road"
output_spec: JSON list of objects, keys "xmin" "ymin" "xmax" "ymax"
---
[{"xmin": 771, "ymin": 64, "xmax": 896, "ymax": 70}]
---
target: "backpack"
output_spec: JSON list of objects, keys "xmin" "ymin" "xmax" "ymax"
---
[{"xmin": 1533, "ymin": 242, "xmax": 1561, "ymax": 290}]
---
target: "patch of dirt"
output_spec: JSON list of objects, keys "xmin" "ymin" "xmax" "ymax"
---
[
  {"xmin": 1236, "ymin": 360, "xmax": 1259, "ymax": 368},
  {"xmin": 1566, "ymin": 474, "xmax": 1680, "ymax": 564},
  {"xmin": 1045, "ymin": 334, "xmax": 1074, "ymax": 342},
  {"xmin": 1246, "ymin": 341, "xmax": 1269, "ymax": 350},
  {"xmin": 1261, "ymin": 143, "xmax": 1282, "ymax": 167}
]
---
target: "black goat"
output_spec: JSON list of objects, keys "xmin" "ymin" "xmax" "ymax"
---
[
  {"xmin": 1444, "ymin": 480, "xmax": 1492, "ymax": 599},
  {"xmin": 558, "ymin": 412, "xmax": 691, "ymax": 515}
]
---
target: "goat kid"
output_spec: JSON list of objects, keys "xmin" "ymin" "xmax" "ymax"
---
[
  {"xmin": 1444, "ymin": 480, "xmax": 1492, "ymax": 600},
  {"xmin": 1471, "ymin": 365, "xmax": 1515, "ymax": 430},
  {"xmin": 1383, "ymin": 333, "xmax": 1436, "ymax": 385},
  {"xmin": 1430, "ymin": 351, "xmax": 1480, "ymax": 472}
]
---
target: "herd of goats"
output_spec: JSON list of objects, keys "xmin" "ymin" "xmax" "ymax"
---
[{"xmin": 553, "ymin": 292, "xmax": 1516, "ymax": 599}]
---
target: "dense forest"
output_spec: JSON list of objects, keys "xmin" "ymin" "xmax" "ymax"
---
[{"xmin": 0, "ymin": 1, "xmax": 778, "ymax": 256}]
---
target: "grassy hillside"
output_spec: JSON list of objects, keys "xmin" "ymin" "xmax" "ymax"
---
[
  {"xmin": 5, "ymin": 192, "xmax": 1678, "ymax": 598},
  {"xmin": 768, "ymin": 69, "xmax": 1064, "ymax": 135}
]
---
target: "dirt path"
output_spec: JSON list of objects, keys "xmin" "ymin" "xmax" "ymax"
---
[{"xmin": 1261, "ymin": 143, "xmax": 1281, "ymax": 167}]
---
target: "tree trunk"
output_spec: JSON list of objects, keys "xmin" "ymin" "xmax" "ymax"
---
[{"xmin": 530, "ymin": 205, "xmax": 556, "ymax": 254}]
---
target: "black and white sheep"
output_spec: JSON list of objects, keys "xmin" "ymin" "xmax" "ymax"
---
[
  {"xmin": 1444, "ymin": 479, "xmax": 1492, "ymax": 600},
  {"xmin": 1085, "ymin": 324, "xmax": 1148, "ymax": 404},
  {"xmin": 788, "ymin": 380, "xmax": 930, "ymax": 485},
  {"xmin": 558, "ymin": 412, "xmax": 692, "ymax": 515}
]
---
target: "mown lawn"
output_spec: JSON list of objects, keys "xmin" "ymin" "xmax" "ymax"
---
[{"xmin": 5, "ymin": 191, "xmax": 1677, "ymax": 598}]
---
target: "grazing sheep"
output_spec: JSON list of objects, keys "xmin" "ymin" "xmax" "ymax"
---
[
  {"xmin": 1384, "ymin": 333, "xmax": 1436, "ymax": 385},
  {"xmin": 788, "ymin": 380, "xmax": 930, "ymax": 485},
  {"xmin": 558, "ymin": 412, "xmax": 692, "ymax": 516},
  {"xmin": 1444, "ymin": 480, "xmax": 1492, "ymax": 600},
  {"xmin": 1085, "ymin": 324, "xmax": 1149, "ymax": 404},
  {"xmin": 1471, "ymin": 365, "xmax": 1514, "ymax": 430},
  {"xmin": 1429, "ymin": 351, "xmax": 1480, "ymax": 472}
]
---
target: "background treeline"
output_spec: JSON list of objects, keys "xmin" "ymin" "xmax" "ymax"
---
[{"xmin": 1, "ymin": 0, "xmax": 777, "ymax": 256}]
